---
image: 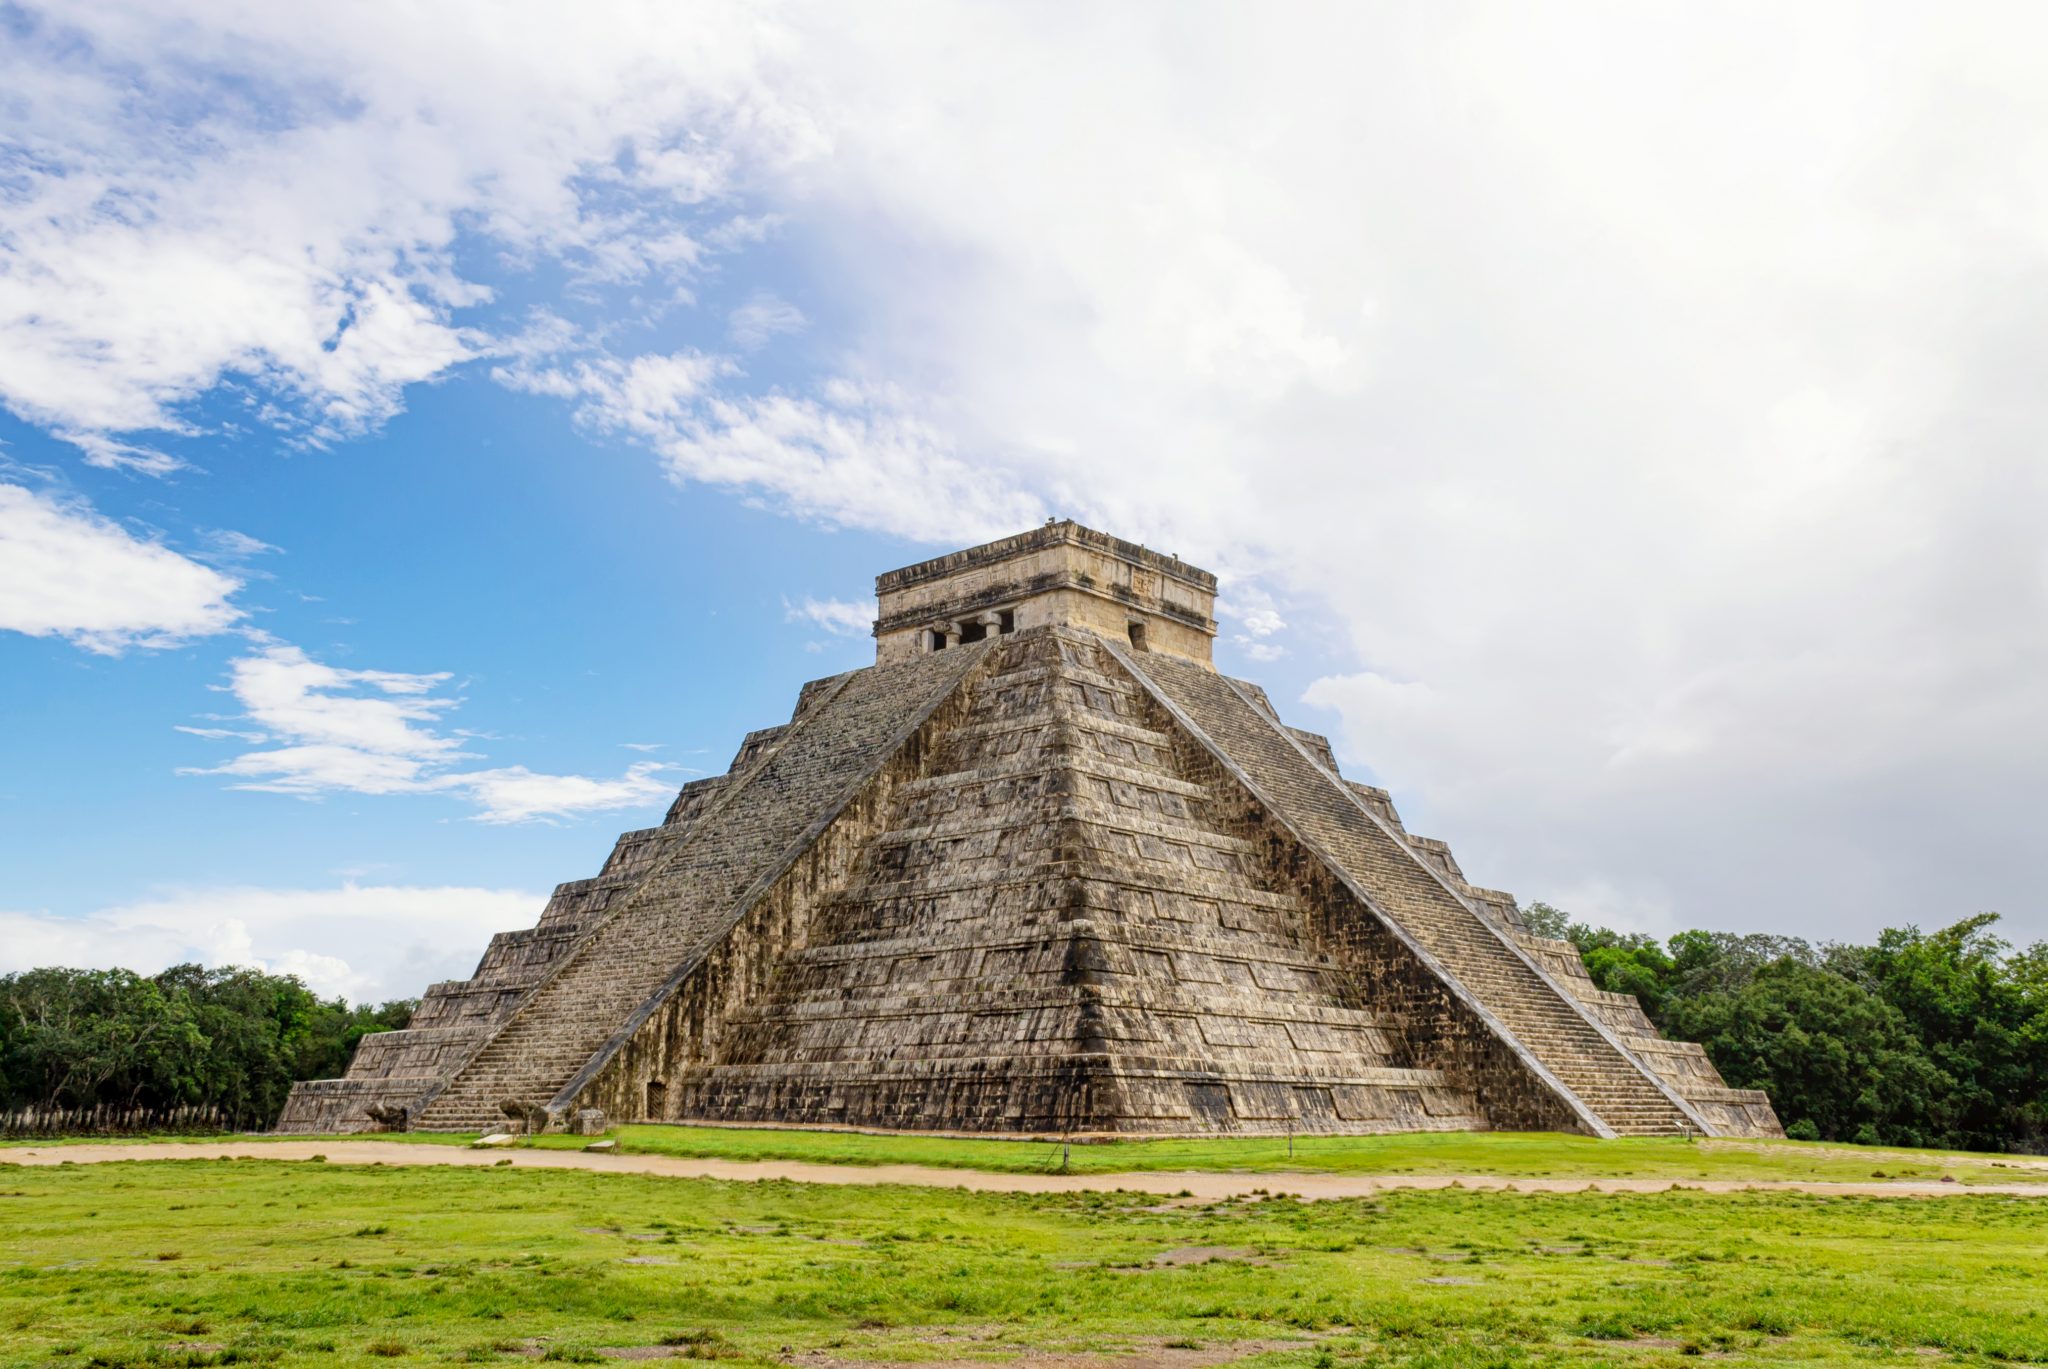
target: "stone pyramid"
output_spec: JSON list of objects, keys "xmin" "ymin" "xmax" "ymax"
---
[{"xmin": 280, "ymin": 523, "xmax": 1780, "ymax": 1139}]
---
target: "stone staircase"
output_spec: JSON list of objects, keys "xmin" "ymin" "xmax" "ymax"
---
[
  {"xmin": 1112, "ymin": 645, "xmax": 1704, "ymax": 1138},
  {"xmin": 275, "ymin": 820, "xmax": 671, "ymax": 1133},
  {"xmin": 679, "ymin": 628, "xmax": 1484, "ymax": 1134},
  {"xmin": 412, "ymin": 645, "xmax": 990, "ymax": 1131}
]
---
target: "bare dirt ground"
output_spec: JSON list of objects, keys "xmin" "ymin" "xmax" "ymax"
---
[{"xmin": 6, "ymin": 1140, "xmax": 2048, "ymax": 1198}]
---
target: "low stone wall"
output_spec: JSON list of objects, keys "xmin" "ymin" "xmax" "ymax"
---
[{"xmin": 273, "ymin": 1077, "xmax": 434, "ymax": 1134}]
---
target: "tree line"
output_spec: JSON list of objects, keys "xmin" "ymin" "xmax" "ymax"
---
[
  {"xmin": 1523, "ymin": 906, "xmax": 2048, "ymax": 1153},
  {"xmin": 0, "ymin": 965, "xmax": 413, "ymax": 1131},
  {"xmin": 3, "ymin": 912, "xmax": 2043, "ymax": 1149}
]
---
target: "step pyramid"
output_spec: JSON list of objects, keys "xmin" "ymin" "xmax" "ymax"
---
[{"xmin": 279, "ymin": 522, "xmax": 1781, "ymax": 1139}]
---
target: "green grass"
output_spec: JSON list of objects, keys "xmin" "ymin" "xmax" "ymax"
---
[
  {"xmin": 87, "ymin": 1124, "xmax": 2033, "ymax": 1187},
  {"xmin": 1, "ymin": 1159, "xmax": 2044, "ymax": 1368},
  {"xmin": 508, "ymin": 1126, "xmax": 2048, "ymax": 1185},
  {"xmin": 11, "ymin": 1124, "xmax": 2048, "ymax": 1186}
]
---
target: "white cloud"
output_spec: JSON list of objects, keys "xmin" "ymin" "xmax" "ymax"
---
[
  {"xmin": 173, "ymin": 724, "xmax": 267, "ymax": 743},
  {"xmin": 183, "ymin": 642, "xmax": 678, "ymax": 823},
  {"xmin": 785, "ymin": 594, "xmax": 875, "ymax": 638},
  {"xmin": 1220, "ymin": 586, "xmax": 1286, "ymax": 642},
  {"xmin": 740, "ymin": 6, "xmax": 2048, "ymax": 942},
  {"xmin": 59, "ymin": 431, "xmax": 186, "ymax": 476},
  {"xmin": 0, "ymin": 883, "xmax": 543, "ymax": 1004},
  {"xmin": 195, "ymin": 528, "xmax": 282, "ymax": 566},
  {"xmin": 5, "ymin": 5, "xmax": 2047, "ymax": 940},
  {"xmin": 657, "ymin": 380, "xmax": 1043, "ymax": 538},
  {"xmin": 222, "ymin": 645, "xmax": 464, "ymax": 772},
  {"xmin": 0, "ymin": 2, "xmax": 801, "ymax": 451},
  {"xmin": 499, "ymin": 348, "xmax": 737, "ymax": 440},
  {"xmin": 728, "ymin": 293, "xmax": 807, "ymax": 349},
  {"xmin": 500, "ymin": 330, "xmax": 1042, "ymax": 537},
  {"xmin": 0, "ymin": 481, "xmax": 242, "ymax": 653},
  {"xmin": 457, "ymin": 763, "xmax": 675, "ymax": 826}
]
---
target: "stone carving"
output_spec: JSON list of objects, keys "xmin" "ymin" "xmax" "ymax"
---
[
  {"xmin": 363, "ymin": 1102, "xmax": 409, "ymax": 1131},
  {"xmin": 498, "ymin": 1097, "xmax": 551, "ymax": 1135},
  {"xmin": 278, "ymin": 522, "xmax": 1779, "ymax": 1140}
]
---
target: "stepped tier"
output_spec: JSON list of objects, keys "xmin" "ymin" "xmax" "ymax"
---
[
  {"xmin": 673, "ymin": 633, "xmax": 1485, "ymax": 1134},
  {"xmin": 280, "ymin": 521, "xmax": 1779, "ymax": 1140}
]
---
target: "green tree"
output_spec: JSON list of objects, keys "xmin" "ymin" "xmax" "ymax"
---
[
  {"xmin": 0, "ymin": 963, "xmax": 414, "ymax": 1129},
  {"xmin": 1525, "ymin": 899, "xmax": 2048, "ymax": 1151},
  {"xmin": 1857, "ymin": 916, "xmax": 2048, "ymax": 1152},
  {"xmin": 1662, "ymin": 958, "xmax": 1952, "ymax": 1146}
]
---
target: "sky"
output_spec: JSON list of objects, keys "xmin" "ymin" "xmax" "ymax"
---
[{"xmin": 2, "ymin": 2, "xmax": 2044, "ymax": 1004}]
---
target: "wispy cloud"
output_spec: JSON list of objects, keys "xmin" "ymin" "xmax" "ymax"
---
[
  {"xmin": 784, "ymin": 594, "xmax": 876, "ymax": 638},
  {"xmin": 182, "ymin": 643, "xmax": 674, "ymax": 824},
  {"xmin": 728, "ymin": 293, "xmax": 807, "ymax": 349},
  {"xmin": 456, "ymin": 764, "xmax": 674, "ymax": 826},
  {"xmin": 0, "ymin": 883, "xmax": 543, "ymax": 1004},
  {"xmin": 0, "ymin": 5, "xmax": 794, "ymax": 454},
  {"xmin": 4, "ymin": 4, "xmax": 2047, "ymax": 943},
  {"xmin": 0, "ymin": 481, "xmax": 242, "ymax": 653},
  {"xmin": 194, "ymin": 528, "xmax": 282, "ymax": 568},
  {"xmin": 499, "ymin": 339, "xmax": 1043, "ymax": 539},
  {"xmin": 59, "ymin": 432, "xmax": 186, "ymax": 476}
]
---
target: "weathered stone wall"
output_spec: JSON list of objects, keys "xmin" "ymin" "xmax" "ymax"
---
[
  {"xmin": 568, "ymin": 646, "xmax": 997, "ymax": 1123},
  {"xmin": 275, "ymin": 814, "xmax": 678, "ymax": 1132},
  {"xmin": 278, "ymin": 672, "xmax": 878, "ymax": 1135},
  {"xmin": 1114, "ymin": 645, "xmax": 1713, "ymax": 1137},
  {"xmin": 279, "ymin": 522, "xmax": 1787, "ymax": 1141},
  {"xmin": 1136, "ymin": 682, "xmax": 1584, "ymax": 1134},
  {"xmin": 405, "ymin": 643, "xmax": 995, "ymax": 1131},
  {"xmin": 661, "ymin": 628, "xmax": 1485, "ymax": 1135},
  {"xmin": 875, "ymin": 520, "xmax": 1217, "ymax": 665}
]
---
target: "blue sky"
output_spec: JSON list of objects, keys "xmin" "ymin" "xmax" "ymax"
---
[{"xmin": 3, "ymin": 3, "xmax": 2044, "ymax": 1000}]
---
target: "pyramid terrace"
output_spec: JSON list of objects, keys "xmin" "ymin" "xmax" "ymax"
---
[{"xmin": 280, "ymin": 522, "xmax": 1780, "ymax": 1140}]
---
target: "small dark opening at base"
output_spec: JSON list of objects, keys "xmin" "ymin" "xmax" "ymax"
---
[{"xmin": 1128, "ymin": 621, "xmax": 1149, "ymax": 651}]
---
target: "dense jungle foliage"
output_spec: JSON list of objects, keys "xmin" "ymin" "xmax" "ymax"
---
[
  {"xmin": 0, "ymin": 964, "xmax": 413, "ymax": 1129},
  {"xmin": 1522, "ymin": 906, "xmax": 2048, "ymax": 1153}
]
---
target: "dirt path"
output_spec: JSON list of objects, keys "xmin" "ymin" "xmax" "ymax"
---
[{"xmin": 6, "ymin": 1140, "xmax": 2047, "ymax": 1199}]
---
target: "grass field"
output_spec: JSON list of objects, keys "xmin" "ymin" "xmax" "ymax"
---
[
  {"xmin": 13, "ymin": 1126, "xmax": 2042, "ymax": 1188},
  {"xmin": 467, "ymin": 1127, "xmax": 2048, "ymax": 1186},
  {"xmin": 2, "ymin": 1157, "xmax": 2044, "ymax": 1369}
]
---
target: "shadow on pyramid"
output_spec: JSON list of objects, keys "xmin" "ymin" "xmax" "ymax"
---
[{"xmin": 280, "ymin": 524, "xmax": 1780, "ymax": 1140}]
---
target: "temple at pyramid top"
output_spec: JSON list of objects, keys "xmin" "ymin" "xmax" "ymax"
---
[
  {"xmin": 280, "ymin": 522, "xmax": 1780, "ymax": 1142},
  {"xmin": 874, "ymin": 519, "xmax": 1218, "ymax": 665}
]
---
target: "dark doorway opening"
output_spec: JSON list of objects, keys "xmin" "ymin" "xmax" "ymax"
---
[
  {"xmin": 645, "ymin": 1079, "xmax": 667, "ymax": 1120},
  {"xmin": 1127, "ymin": 621, "xmax": 1149, "ymax": 651}
]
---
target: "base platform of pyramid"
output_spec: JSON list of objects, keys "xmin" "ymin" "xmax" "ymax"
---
[{"xmin": 279, "ymin": 523, "xmax": 1780, "ymax": 1139}]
